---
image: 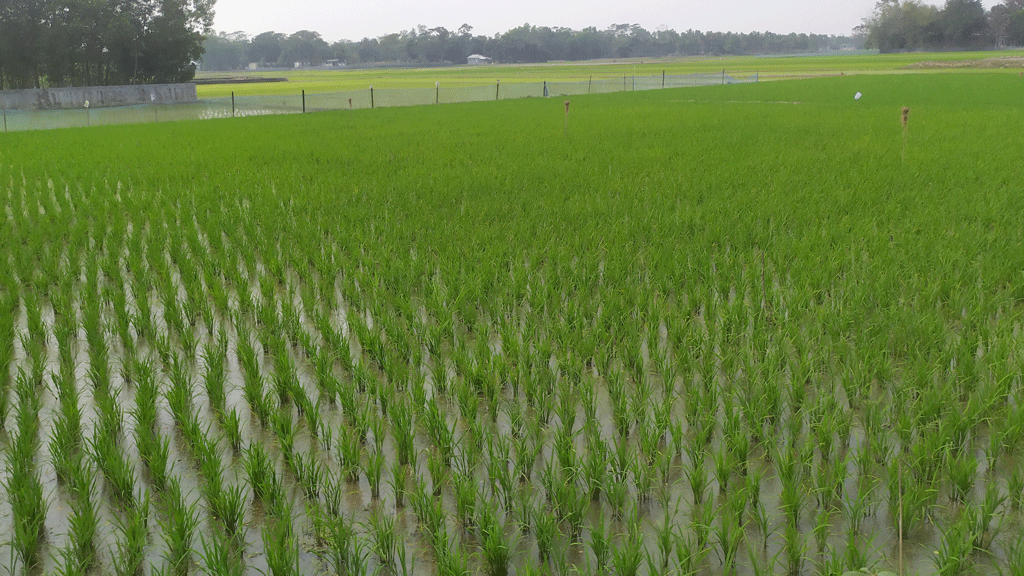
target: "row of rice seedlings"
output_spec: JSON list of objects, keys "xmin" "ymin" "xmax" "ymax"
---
[
  {"xmin": 5, "ymin": 368, "xmax": 48, "ymax": 571},
  {"xmin": 201, "ymin": 331, "xmax": 244, "ymax": 451},
  {"xmin": 158, "ymin": 476, "xmax": 201, "ymax": 576},
  {"xmin": 247, "ymin": 253, "xmax": 1015, "ymax": 569},
  {"xmin": 8, "ymin": 112, "xmax": 1024, "ymax": 576},
  {"xmin": 45, "ymin": 303, "xmax": 108, "ymax": 576},
  {"xmin": 132, "ymin": 358, "xmax": 173, "ymax": 492},
  {"xmin": 0, "ymin": 286, "xmax": 17, "ymax": 410}
]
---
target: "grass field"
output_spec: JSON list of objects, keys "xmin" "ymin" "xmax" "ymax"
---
[
  {"xmin": 194, "ymin": 49, "xmax": 1024, "ymax": 97},
  {"xmin": 2, "ymin": 73, "xmax": 1024, "ymax": 575}
]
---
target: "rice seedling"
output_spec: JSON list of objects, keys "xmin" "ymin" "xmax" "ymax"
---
[
  {"xmin": 223, "ymin": 407, "xmax": 243, "ymax": 452},
  {"xmin": 777, "ymin": 444, "xmax": 805, "ymax": 530},
  {"xmin": 453, "ymin": 473, "xmax": 478, "ymax": 528},
  {"xmin": 245, "ymin": 442, "xmax": 281, "ymax": 510},
  {"xmin": 1005, "ymin": 534, "xmax": 1024, "ymax": 576},
  {"xmin": 159, "ymin": 477, "xmax": 201, "ymax": 576},
  {"xmin": 712, "ymin": 441, "xmax": 733, "ymax": 495},
  {"xmin": 684, "ymin": 444, "xmax": 709, "ymax": 507},
  {"xmin": 361, "ymin": 444, "xmax": 384, "ymax": 500},
  {"xmin": 611, "ymin": 511, "xmax": 646, "ymax": 576},
  {"xmin": 946, "ymin": 446, "xmax": 978, "ymax": 504},
  {"xmin": 390, "ymin": 395, "xmax": 417, "ymax": 466},
  {"xmin": 262, "ymin": 504, "xmax": 300, "ymax": 576},
  {"xmin": 367, "ymin": 505, "xmax": 397, "ymax": 567},
  {"xmin": 533, "ymin": 500, "xmax": 560, "ymax": 563},
  {"xmin": 427, "ymin": 448, "xmax": 449, "ymax": 497},
  {"xmin": 714, "ymin": 509, "xmax": 745, "ymax": 575},
  {"xmin": 198, "ymin": 527, "xmax": 245, "ymax": 576},
  {"xmin": 887, "ymin": 458, "xmax": 936, "ymax": 540},
  {"xmin": 1008, "ymin": 467, "xmax": 1024, "ymax": 512},
  {"xmin": 650, "ymin": 498, "xmax": 678, "ymax": 572},
  {"xmin": 49, "ymin": 372, "xmax": 84, "ymax": 484},
  {"xmin": 932, "ymin": 508, "xmax": 975, "ymax": 576},
  {"xmin": 61, "ymin": 473, "xmax": 101, "ymax": 574},
  {"xmin": 202, "ymin": 335, "xmax": 228, "ymax": 415},
  {"xmin": 6, "ymin": 372, "xmax": 48, "ymax": 572},
  {"xmin": 436, "ymin": 533, "xmax": 473, "ymax": 576},
  {"xmin": 781, "ymin": 520, "xmax": 807, "ymax": 576},
  {"xmin": 514, "ymin": 433, "xmax": 539, "ymax": 484},
  {"xmin": 111, "ymin": 491, "xmax": 151, "ymax": 576},
  {"xmin": 692, "ymin": 496, "xmax": 714, "ymax": 554},
  {"xmin": 972, "ymin": 481, "xmax": 1004, "ymax": 551},
  {"xmin": 337, "ymin": 424, "xmax": 363, "ymax": 482},
  {"xmin": 478, "ymin": 500, "xmax": 515, "ymax": 576},
  {"xmin": 587, "ymin": 508, "xmax": 612, "ymax": 570},
  {"xmin": 87, "ymin": 426, "xmax": 138, "ymax": 508}
]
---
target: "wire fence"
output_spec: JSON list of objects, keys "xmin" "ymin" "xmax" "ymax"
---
[{"xmin": 1, "ymin": 72, "xmax": 756, "ymax": 132}]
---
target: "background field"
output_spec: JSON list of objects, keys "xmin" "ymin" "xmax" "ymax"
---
[
  {"xmin": 2, "ymin": 73, "xmax": 1024, "ymax": 576},
  {"xmin": 193, "ymin": 50, "xmax": 1024, "ymax": 97}
]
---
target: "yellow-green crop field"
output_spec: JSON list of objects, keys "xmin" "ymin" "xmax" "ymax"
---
[
  {"xmin": 194, "ymin": 49, "xmax": 1024, "ymax": 97},
  {"xmin": 1, "ymin": 71, "xmax": 1024, "ymax": 576}
]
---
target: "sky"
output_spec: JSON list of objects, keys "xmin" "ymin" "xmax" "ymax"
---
[{"xmin": 211, "ymin": 0, "xmax": 1003, "ymax": 43}]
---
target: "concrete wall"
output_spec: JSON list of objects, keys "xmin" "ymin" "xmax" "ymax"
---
[{"xmin": 0, "ymin": 83, "xmax": 197, "ymax": 111}]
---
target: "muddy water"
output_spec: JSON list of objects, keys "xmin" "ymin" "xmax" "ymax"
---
[{"xmin": 0, "ymin": 243, "xmax": 1016, "ymax": 576}]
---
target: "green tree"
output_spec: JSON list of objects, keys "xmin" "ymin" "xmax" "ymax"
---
[
  {"xmin": 329, "ymin": 40, "xmax": 351, "ymax": 64},
  {"xmin": 139, "ymin": 0, "xmax": 213, "ymax": 82},
  {"xmin": 861, "ymin": 0, "xmax": 940, "ymax": 52},
  {"xmin": 281, "ymin": 30, "xmax": 331, "ymax": 66},
  {"xmin": 201, "ymin": 31, "xmax": 247, "ymax": 71},
  {"xmin": 0, "ymin": 0, "xmax": 49, "ymax": 88},
  {"xmin": 0, "ymin": 0, "xmax": 212, "ymax": 87},
  {"xmin": 246, "ymin": 31, "xmax": 283, "ymax": 66},
  {"xmin": 1008, "ymin": 9, "xmax": 1024, "ymax": 44},
  {"xmin": 989, "ymin": 0, "xmax": 1024, "ymax": 44},
  {"xmin": 937, "ymin": 0, "xmax": 988, "ymax": 46}
]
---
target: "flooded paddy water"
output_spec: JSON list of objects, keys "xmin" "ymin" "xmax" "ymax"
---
[
  {"xmin": 4, "ymin": 74, "xmax": 1024, "ymax": 576},
  {"xmin": 1, "ymin": 248, "xmax": 1017, "ymax": 576}
]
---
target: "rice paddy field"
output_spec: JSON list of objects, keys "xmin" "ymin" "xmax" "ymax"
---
[
  {"xmin": 1, "ymin": 72, "xmax": 1024, "ymax": 576},
  {"xmin": 193, "ymin": 50, "xmax": 1024, "ymax": 97}
]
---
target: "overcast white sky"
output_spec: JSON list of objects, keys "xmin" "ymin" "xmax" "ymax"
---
[{"xmin": 211, "ymin": 0, "xmax": 1002, "ymax": 43}]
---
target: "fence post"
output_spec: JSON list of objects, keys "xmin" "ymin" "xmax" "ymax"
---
[
  {"xmin": 302, "ymin": 90, "xmax": 306, "ymax": 113},
  {"xmin": 370, "ymin": 86, "xmax": 374, "ymax": 108},
  {"xmin": 495, "ymin": 80, "xmax": 500, "ymax": 101},
  {"xmin": 623, "ymin": 76, "xmax": 626, "ymax": 91},
  {"xmin": 662, "ymin": 70, "xmax": 665, "ymax": 88},
  {"xmin": 231, "ymin": 92, "xmax": 235, "ymax": 118},
  {"xmin": 722, "ymin": 69, "xmax": 725, "ymax": 85},
  {"xmin": 2, "ymin": 109, "xmax": 6, "ymax": 133},
  {"xmin": 436, "ymin": 81, "xmax": 439, "ymax": 104}
]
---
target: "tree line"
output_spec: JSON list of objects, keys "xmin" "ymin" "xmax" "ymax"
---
[
  {"xmin": 0, "ymin": 0, "xmax": 214, "ymax": 90},
  {"xmin": 860, "ymin": 0, "xmax": 1024, "ymax": 52},
  {"xmin": 201, "ymin": 24, "xmax": 862, "ymax": 71}
]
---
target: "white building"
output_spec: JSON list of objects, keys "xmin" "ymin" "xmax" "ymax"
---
[{"xmin": 467, "ymin": 54, "xmax": 491, "ymax": 65}]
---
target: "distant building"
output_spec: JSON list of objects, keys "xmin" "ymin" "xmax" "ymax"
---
[{"xmin": 467, "ymin": 54, "xmax": 491, "ymax": 65}]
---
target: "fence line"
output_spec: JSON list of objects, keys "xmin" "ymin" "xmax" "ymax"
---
[{"xmin": 0, "ymin": 72, "xmax": 756, "ymax": 132}]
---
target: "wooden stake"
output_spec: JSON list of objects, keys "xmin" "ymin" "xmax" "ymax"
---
[
  {"xmin": 901, "ymin": 107, "xmax": 910, "ymax": 163},
  {"xmin": 564, "ymin": 100, "xmax": 570, "ymax": 137}
]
